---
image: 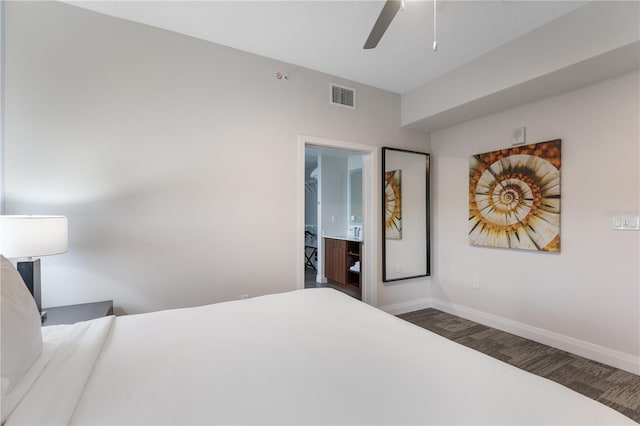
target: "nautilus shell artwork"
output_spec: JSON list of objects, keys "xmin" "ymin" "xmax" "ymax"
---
[
  {"xmin": 469, "ymin": 140, "xmax": 561, "ymax": 252},
  {"xmin": 385, "ymin": 170, "xmax": 402, "ymax": 240}
]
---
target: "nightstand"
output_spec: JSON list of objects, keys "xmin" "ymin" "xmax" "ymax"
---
[{"xmin": 41, "ymin": 300, "xmax": 114, "ymax": 326}]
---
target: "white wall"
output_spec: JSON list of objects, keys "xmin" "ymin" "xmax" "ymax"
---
[
  {"xmin": 3, "ymin": 1, "xmax": 430, "ymax": 314},
  {"xmin": 430, "ymin": 71, "xmax": 639, "ymax": 369}
]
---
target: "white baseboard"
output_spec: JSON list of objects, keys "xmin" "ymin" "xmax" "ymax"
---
[
  {"xmin": 378, "ymin": 297, "xmax": 431, "ymax": 316},
  {"xmin": 430, "ymin": 298, "xmax": 640, "ymax": 375}
]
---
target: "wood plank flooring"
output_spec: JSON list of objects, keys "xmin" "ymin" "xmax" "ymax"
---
[{"xmin": 398, "ymin": 308, "xmax": 640, "ymax": 422}]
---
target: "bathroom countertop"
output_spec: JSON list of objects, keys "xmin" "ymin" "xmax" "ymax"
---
[{"xmin": 324, "ymin": 235, "xmax": 363, "ymax": 243}]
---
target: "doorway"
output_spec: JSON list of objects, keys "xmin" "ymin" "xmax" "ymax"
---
[
  {"xmin": 297, "ymin": 135, "xmax": 378, "ymax": 306},
  {"xmin": 304, "ymin": 147, "xmax": 363, "ymax": 299}
]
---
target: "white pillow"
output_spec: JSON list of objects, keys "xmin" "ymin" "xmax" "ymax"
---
[{"xmin": 0, "ymin": 255, "xmax": 43, "ymax": 401}]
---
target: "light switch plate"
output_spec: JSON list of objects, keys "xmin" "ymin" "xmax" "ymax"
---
[{"xmin": 613, "ymin": 216, "xmax": 640, "ymax": 230}]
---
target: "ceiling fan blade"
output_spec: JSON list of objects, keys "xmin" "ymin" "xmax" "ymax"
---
[{"xmin": 363, "ymin": 0, "xmax": 402, "ymax": 50}]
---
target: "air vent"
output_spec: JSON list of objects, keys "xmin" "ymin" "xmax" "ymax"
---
[{"xmin": 330, "ymin": 84, "xmax": 356, "ymax": 109}]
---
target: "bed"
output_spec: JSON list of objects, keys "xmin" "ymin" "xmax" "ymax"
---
[{"xmin": 1, "ymin": 257, "xmax": 635, "ymax": 425}]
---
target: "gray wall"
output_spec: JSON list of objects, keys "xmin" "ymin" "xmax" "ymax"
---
[
  {"xmin": 3, "ymin": 1, "xmax": 429, "ymax": 313},
  {"xmin": 431, "ymin": 71, "xmax": 639, "ymax": 365}
]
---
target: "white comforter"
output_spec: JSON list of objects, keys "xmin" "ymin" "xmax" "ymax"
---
[{"xmin": 7, "ymin": 289, "xmax": 636, "ymax": 425}]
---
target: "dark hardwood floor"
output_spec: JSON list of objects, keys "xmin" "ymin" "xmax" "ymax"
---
[{"xmin": 399, "ymin": 308, "xmax": 640, "ymax": 422}]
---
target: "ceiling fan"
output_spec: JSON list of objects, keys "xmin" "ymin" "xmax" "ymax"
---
[{"xmin": 363, "ymin": 0, "xmax": 438, "ymax": 51}]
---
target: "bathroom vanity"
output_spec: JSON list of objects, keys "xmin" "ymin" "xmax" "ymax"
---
[{"xmin": 324, "ymin": 237, "xmax": 362, "ymax": 296}]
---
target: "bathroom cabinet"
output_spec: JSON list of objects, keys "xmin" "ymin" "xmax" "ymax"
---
[{"xmin": 324, "ymin": 237, "xmax": 362, "ymax": 295}]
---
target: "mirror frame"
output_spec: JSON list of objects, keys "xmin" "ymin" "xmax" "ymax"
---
[{"xmin": 381, "ymin": 147, "xmax": 431, "ymax": 282}]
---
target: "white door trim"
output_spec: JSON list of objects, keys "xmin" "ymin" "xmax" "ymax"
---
[{"xmin": 297, "ymin": 135, "xmax": 379, "ymax": 307}]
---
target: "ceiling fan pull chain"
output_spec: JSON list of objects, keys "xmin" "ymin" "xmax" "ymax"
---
[{"xmin": 433, "ymin": 0, "xmax": 438, "ymax": 51}]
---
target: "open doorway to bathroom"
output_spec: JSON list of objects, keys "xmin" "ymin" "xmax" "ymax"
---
[
  {"xmin": 298, "ymin": 135, "xmax": 379, "ymax": 306},
  {"xmin": 304, "ymin": 146, "xmax": 364, "ymax": 300}
]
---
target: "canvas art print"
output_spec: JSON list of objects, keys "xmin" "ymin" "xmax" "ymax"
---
[
  {"xmin": 469, "ymin": 139, "xmax": 561, "ymax": 252},
  {"xmin": 385, "ymin": 170, "xmax": 402, "ymax": 240}
]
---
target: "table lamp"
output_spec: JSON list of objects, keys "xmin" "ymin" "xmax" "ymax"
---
[{"xmin": 0, "ymin": 215, "xmax": 68, "ymax": 319}]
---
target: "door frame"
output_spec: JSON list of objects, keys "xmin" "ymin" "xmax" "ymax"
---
[{"xmin": 297, "ymin": 135, "xmax": 379, "ymax": 306}]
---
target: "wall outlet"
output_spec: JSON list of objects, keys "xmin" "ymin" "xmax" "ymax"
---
[
  {"xmin": 240, "ymin": 294, "xmax": 249, "ymax": 300},
  {"xmin": 472, "ymin": 278, "xmax": 480, "ymax": 290}
]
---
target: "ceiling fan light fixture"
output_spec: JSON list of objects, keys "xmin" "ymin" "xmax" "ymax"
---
[
  {"xmin": 363, "ymin": 0, "xmax": 440, "ymax": 52},
  {"xmin": 363, "ymin": 0, "xmax": 403, "ymax": 50}
]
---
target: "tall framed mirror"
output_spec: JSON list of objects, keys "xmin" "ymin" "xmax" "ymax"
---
[{"xmin": 382, "ymin": 147, "xmax": 430, "ymax": 282}]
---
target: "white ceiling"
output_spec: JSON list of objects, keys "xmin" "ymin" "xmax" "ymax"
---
[{"xmin": 66, "ymin": 1, "xmax": 586, "ymax": 94}]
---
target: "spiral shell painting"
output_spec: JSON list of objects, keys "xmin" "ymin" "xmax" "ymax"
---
[
  {"xmin": 385, "ymin": 170, "xmax": 402, "ymax": 240},
  {"xmin": 469, "ymin": 140, "xmax": 561, "ymax": 252}
]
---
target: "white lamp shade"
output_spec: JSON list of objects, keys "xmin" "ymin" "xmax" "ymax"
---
[{"xmin": 0, "ymin": 216, "xmax": 68, "ymax": 258}]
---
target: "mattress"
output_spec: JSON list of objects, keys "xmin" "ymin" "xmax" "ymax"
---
[{"xmin": 6, "ymin": 289, "xmax": 636, "ymax": 425}]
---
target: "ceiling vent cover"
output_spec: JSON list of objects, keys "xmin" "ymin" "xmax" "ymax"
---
[{"xmin": 330, "ymin": 84, "xmax": 356, "ymax": 109}]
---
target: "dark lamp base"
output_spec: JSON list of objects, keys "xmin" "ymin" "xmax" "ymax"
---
[{"xmin": 16, "ymin": 259, "xmax": 43, "ymax": 316}]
